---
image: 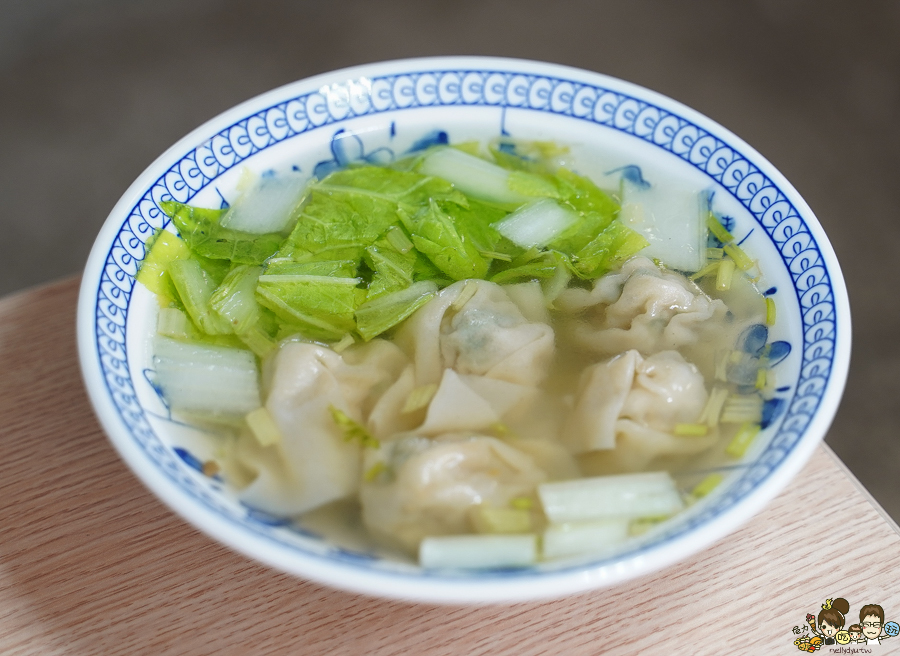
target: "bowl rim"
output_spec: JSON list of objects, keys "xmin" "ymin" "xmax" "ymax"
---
[{"xmin": 77, "ymin": 55, "xmax": 851, "ymax": 603}]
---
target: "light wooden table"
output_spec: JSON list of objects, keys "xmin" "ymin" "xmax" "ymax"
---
[{"xmin": 2, "ymin": 278, "xmax": 898, "ymax": 655}]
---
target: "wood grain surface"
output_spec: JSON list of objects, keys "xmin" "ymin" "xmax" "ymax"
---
[{"xmin": 1, "ymin": 278, "xmax": 897, "ymax": 656}]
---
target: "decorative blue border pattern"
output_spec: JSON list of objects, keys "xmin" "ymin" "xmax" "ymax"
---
[{"xmin": 93, "ymin": 68, "xmax": 836, "ymax": 577}]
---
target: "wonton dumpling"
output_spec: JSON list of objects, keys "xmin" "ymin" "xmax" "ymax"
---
[
  {"xmin": 360, "ymin": 434, "xmax": 548, "ymax": 552},
  {"xmin": 555, "ymin": 257, "xmax": 730, "ymax": 360},
  {"xmin": 564, "ymin": 349, "xmax": 715, "ymax": 472},
  {"xmin": 237, "ymin": 340, "xmax": 407, "ymax": 516},
  {"xmin": 416, "ymin": 369, "xmax": 539, "ymax": 436},
  {"xmin": 395, "ymin": 279, "xmax": 555, "ymax": 387}
]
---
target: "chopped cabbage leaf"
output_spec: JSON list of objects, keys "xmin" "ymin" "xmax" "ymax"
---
[
  {"xmin": 400, "ymin": 200, "xmax": 491, "ymax": 281},
  {"xmin": 160, "ymin": 200, "xmax": 283, "ymax": 265},
  {"xmin": 277, "ymin": 165, "xmax": 466, "ymax": 264},
  {"xmin": 355, "ymin": 280, "xmax": 438, "ymax": 341}
]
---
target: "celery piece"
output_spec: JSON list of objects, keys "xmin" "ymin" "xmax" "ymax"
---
[
  {"xmin": 542, "ymin": 519, "xmax": 630, "ymax": 559},
  {"xmin": 401, "ymin": 200, "xmax": 491, "ymax": 281},
  {"xmin": 726, "ymin": 422, "xmax": 761, "ymax": 458},
  {"xmin": 692, "ymin": 473, "xmax": 724, "ymax": 499},
  {"xmin": 385, "ymin": 225, "xmax": 414, "ymax": 253},
  {"xmin": 689, "ymin": 261, "xmax": 721, "ymax": 282},
  {"xmin": 449, "ymin": 280, "xmax": 479, "ymax": 312},
  {"xmin": 402, "ymin": 383, "xmax": 439, "ymax": 413},
  {"xmin": 698, "ymin": 386, "xmax": 729, "ymax": 427},
  {"xmin": 168, "ymin": 259, "xmax": 233, "ymax": 335},
  {"xmin": 468, "ymin": 505, "xmax": 532, "ymax": 534},
  {"xmin": 538, "ymin": 471, "xmax": 684, "ymax": 523},
  {"xmin": 332, "ymin": 333, "xmax": 356, "ymax": 353},
  {"xmin": 510, "ymin": 497, "xmax": 534, "ymax": 511},
  {"xmin": 160, "ymin": 201, "xmax": 283, "ymax": 265},
  {"xmin": 364, "ymin": 461, "xmax": 388, "ymax": 483},
  {"xmin": 419, "ymin": 534, "xmax": 537, "ymax": 569},
  {"xmin": 765, "ymin": 297, "xmax": 777, "ymax": 326},
  {"xmin": 755, "ymin": 369, "xmax": 767, "ymax": 390},
  {"xmin": 716, "ymin": 257, "xmax": 736, "ymax": 291},
  {"xmin": 245, "ymin": 407, "xmax": 283, "ymax": 447},
  {"xmin": 707, "ymin": 214, "xmax": 734, "ymax": 244},
  {"xmin": 355, "ymin": 281, "xmax": 438, "ymax": 341},
  {"xmin": 329, "ymin": 405, "xmax": 379, "ymax": 449},
  {"xmin": 723, "ymin": 242, "xmax": 755, "ymax": 272}
]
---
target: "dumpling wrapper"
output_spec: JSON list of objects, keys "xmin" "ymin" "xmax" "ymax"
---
[
  {"xmin": 236, "ymin": 340, "xmax": 407, "ymax": 516},
  {"xmin": 395, "ymin": 279, "xmax": 555, "ymax": 387},
  {"xmin": 564, "ymin": 349, "xmax": 715, "ymax": 470},
  {"xmin": 360, "ymin": 434, "xmax": 548, "ymax": 553},
  {"xmin": 555, "ymin": 257, "xmax": 738, "ymax": 375}
]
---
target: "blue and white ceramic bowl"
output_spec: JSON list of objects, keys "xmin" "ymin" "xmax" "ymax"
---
[{"xmin": 77, "ymin": 57, "xmax": 851, "ymax": 603}]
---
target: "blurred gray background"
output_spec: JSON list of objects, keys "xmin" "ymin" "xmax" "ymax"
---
[{"xmin": 2, "ymin": 0, "xmax": 898, "ymax": 519}]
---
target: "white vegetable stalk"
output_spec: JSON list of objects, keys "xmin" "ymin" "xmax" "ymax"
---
[
  {"xmin": 492, "ymin": 199, "xmax": 579, "ymax": 249},
  {"xmin": 538, "ymin": 471, "xmax": 684, "ymax": 523},
  {"xmin": 153, "ymin": 336, "xmax": 261, "ymax": 416},
  {"xmin": 619, "ymin": 180, "xmax": 709, "ymax": 273},
  {"xmin": 419, "ymin": 534, "xmax": 537, "ymax": 569},
  {"xmin": 220, "ymin": 172, "xmax": 306, "ymax": 234},
  {"xmin": 542, "ymin": 519, "xmax": 630, "ymax": 559},
  {"xmin": 420, "ymin": 148, "xmax": 528, "ymax": 205}
]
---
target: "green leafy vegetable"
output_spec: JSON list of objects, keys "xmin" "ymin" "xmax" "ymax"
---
[
  {"xmin": 364, "ymin": 233, "xmax": 418, "ymax": 301},
  {"xmin": 160, "ymin": 201, "xmax": 283, "ymax": 265},
  {"xmin": 355, "ymin": 281, "xmax": 438, "ymax": 341},
  {"xmin": 256, "ymin": 275, "xmax": 365, "ymax": 342},
  {"xmin": 400, "ymin": 200, "xmax": 491, "ymax": 281}
]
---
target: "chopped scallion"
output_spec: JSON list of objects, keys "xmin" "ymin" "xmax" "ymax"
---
[
  {"xmin": 402, "ymin": 383, "xmax": 438, "ymax": 413},
  {"xmin": 245, "ymin": 406, "xmax": 283, "ymax": 447},
  {"xmin": 692, "ymin": 473, "xmax": 724, "ymax": 498},
  {"xmin": 716, "ymin": 258, "xmax": 735, "ymax": 291},
  {"xmin": 765, "ymin": 297, "xmax": 776, "ymax": 326},
  {"xmin": 707, "ymin": 214, "xmax": 734, "ymax": 244},
  {"xmin": 723, "ymin": 242, "xmax": 755, "ymax": 271},
  {"xmin": 726, "ymin": 422, "xmax": 761, "ymax": 458},
  {"xmin": 328, "ymin": 405, "xmax": 379, "ymax": 448}
]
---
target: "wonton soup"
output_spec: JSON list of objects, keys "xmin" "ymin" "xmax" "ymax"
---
[{"xmin": 141, "ymin": 139, "xmax": 781, "ymax": 568}]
